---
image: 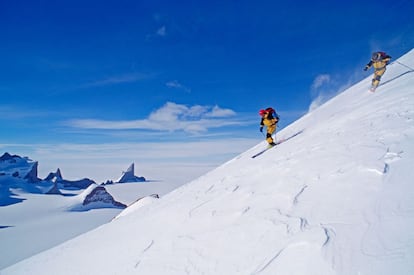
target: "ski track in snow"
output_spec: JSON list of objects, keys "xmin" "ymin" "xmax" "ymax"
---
[{"xmin": 134, "ymin": 240, "xmax": 155, "ymax": 269}]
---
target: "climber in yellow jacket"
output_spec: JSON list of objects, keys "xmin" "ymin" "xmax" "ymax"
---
[
  {"xmin": 259, "ymin": 107, "xmax": 279, "ymax": 146},
  {"xmin": 364, "ymin": 51, "xmax": 391, "ymax": 92}
]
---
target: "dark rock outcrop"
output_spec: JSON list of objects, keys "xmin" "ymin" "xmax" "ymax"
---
[
  {"xmin": 24, "ymin": 161, "xmax": 40, "ymax": 183},
  {"xmin": 0, "ymin": 152, "xmax": 17, "ymax": 161},
  {"xmin": 60, "ymin": 178, "xmax": 95, "ymax": 189},
  {"xmin": 45, "ymin": 181, "xmax": 62, "ymax": 195},
  {"xmin": 82, "ymin": 186, "xmax": 126, "ymax": 209},
  {"xmin": 44, "ymin": 168, "xmax": 63, "ymax": 181}
]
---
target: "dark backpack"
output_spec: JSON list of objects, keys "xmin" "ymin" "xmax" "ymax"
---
[
  {"xmin": 373, "ymin": 51, "xmax": 391, "ymax": 62},
  {"xmin": 265, "ymin": 107, "xmax": 279, "ymax": 121},
  {"xmin": 378, "ymin": 51, "xmax": 387, "ymax": 58}
]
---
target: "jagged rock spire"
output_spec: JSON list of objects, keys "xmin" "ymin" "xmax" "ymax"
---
[{"xmin": 117, "ymin": 163, "xmax": 146, "ymax": 183}]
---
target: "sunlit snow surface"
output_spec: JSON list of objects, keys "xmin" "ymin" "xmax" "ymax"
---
[
  {"xmin": 3, "ymin": 49, "xmax": 414, "ymax": 275},
  {"xmin": 0, "ymin": 179, "xmax": 174, "ymax": 269}
]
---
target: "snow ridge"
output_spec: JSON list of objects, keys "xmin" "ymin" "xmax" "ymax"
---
[{"xmin": 3, "ymin": 49, "xmax": 414, "ymax": 275}]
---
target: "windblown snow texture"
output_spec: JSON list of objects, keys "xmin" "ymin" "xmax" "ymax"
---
[{"xmin": 3, "ymin": 49, "xmax": 414, "ymax": 275}]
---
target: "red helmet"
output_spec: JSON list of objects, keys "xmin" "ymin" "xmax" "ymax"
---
[{"xmin": 259, "ymin": 109, "xmax": 266, "ymax": 116}]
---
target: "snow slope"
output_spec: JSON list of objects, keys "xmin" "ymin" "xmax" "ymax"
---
[
  {"xmin": 0, "ymin": 191, "xmax": 121, "ymax": 269},
  {"xmin": 0, "ymin": 178, "xmax": 174, "ymax": 269},
  {"xmin": 3, "ymin": 49, "xmax": 414, "ymax": 275}
]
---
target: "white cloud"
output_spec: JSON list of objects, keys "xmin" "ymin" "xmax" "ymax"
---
[
  {"xmin": 0, "ymin": 105, "xmax": 58, "ymax": 119},
  {"xmin": 3, "ymin": 137, "xmax": 258, "ymax": 183},
  {"xmin": 66, "ymin": 102, "xmax": 244, "ymax": 133},
  {"xmin": 311, "ymin": 74, "xmax": 331, "ymax": 90},
  {"xmin": 206, "ymin": 105, "xmax": 236, "ymax": 117},
  {"xmin": 308, "ymin": 74, "xmax": 337, "ymax": 112},
  {"xmin": 308, "ymin": 69, "xmax": 366, "ymax": 113},
  {"xmin": 308, "ymin": 94, "xmax": 326, "ymax": 112},
  {"xmin": 84, "ymin": 72, "xmax": 152, "ymax": 87},
  {"xmin": 166, "ymin": 80, "xmax": 191, "ymax": 93},
  {"xmin": 145, "ymin": 24, "xmax": 168, "ymax": 41},
  {"xmin": 166, "ymin": 80, "xmax": 181, "ymax": 88}
]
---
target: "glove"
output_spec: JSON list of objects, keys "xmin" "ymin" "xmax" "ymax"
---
[
  {"xmin": 259, "ymin": 126, "xmax": 263, "ymax": 132},
  {"xmin": 364, "ymin": 66, "xmax": 369, "ymax": 71}
]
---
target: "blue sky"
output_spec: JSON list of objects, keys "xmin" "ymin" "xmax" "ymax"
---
[{"xmin": 1, "ymin": 0, "xmax": 413, "ymax": 182}]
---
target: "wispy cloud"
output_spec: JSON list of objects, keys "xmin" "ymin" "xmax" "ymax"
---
[
  {"xmin": 83, "ymin": 72, "xmax": 152, "ymax": 87},
  {"xmin": 66, "ymin": 102, "xmax": 244, "ymax": 134},
  {"xmin": 308, "ymin": 69, "xmax": 366, "ymax": 113},
  {"xmin": 146, "ymin": 23, "xmax": 168, "ymax": 41},
  {"xmin": 311, "ymin": 74, "xmax": 331, "ymax": 90},
  {"xmin": 308, "ymin": 74, "xmax": 332, "ymax": 112},
  {"xmin": 0, "ymin": 105, "xmax": 60, "ymax": 120},
  {"xmin": 2, "ymin": 137, "xmax": 258, "ymax": 183},
  {"xmin": 166, "ymin": 80, "xmax": 191, "ymax": 93},
  {"xmin": 157, "ymin": 26, "xmax": 167, "ymax": 37},
  {"xmin": 205, "ymin": 105, "xmax": 236, "ymax": 117}
]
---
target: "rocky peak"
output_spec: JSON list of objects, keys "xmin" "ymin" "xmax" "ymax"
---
[
  {"xmin": 82, "ymin": 185, "xmax": 126, "ymax": 209},
  {"xmin": 117, "ymin": 163, "xmax": 146, "ymax": 183}
]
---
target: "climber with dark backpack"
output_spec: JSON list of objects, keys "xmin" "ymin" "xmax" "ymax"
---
[
  {"xmin": 259, "ymin": 107, "xmax": 280, "ymax": 146},
  {"xmin": 364, "ymin": 51, "xmax": 391, "ymax": 92}
]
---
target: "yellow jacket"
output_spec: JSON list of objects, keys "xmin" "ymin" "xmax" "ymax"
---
[
  {"xmin": 365, "ymin": 53, "xmax": 391, "ymax": 71},
  {"xmin": 260, "ymin": 112, "xmax": 278, "ymax": 127}
]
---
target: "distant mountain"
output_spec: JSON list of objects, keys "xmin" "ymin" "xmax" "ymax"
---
[
  {"xmin": 116, "ymin": 163, "xmax": 146, "ymax": 183},
  {"xmin": 0, "ymin": 152, "xmax": 151, "ymax": 209},
  {"xmin": 0, "ymin": 152, "xmax": 40, "ymax": 183},
  {"xmin": 44, "ymin": 167, "xmax": 95, "ymax": 189},
  {"xmin": 0, "ymin": 153, "xmax": 47, "ymax": 201},
  {"xmin": 45, "ymin": 180, "xmax": 62, "ymax": 195},
  {"xmin": 44, "ymin": 168, "xmax": 63, "ymax": 181},
  {"xmin": 0, "ymin": 153, "xmax": 159, "ymax": 270},
  {"xmin": 68, "ymin": 184, "xmax": 127, "ymax": 211},
  {"xmin": 0, "ymin": 152, "xmax": 97, "ymax": 206},
  {"xmin": 0, "ymin": 152, "xmax": 23, "ymax": 162}
]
